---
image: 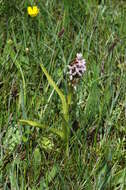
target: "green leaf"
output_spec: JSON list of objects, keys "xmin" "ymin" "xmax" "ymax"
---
[
  {"xmin": 33, "ymin": 148, "xmax": 41, "ymax": 181},
  {"xmin": 33, "ymin": 148, "xmax": 41, "ymax": 166},
  {"xmin": 40, "ymin": 164, "xmax": 58, "ymax": 189},
  {"xmin": 46, "ymin": 164, "xmax": 58, "ymax": 183},
  {"xmin": 40, "ymin": 63, "xmax": 68, "ymax": 121},
  {"xmin": 20, "ymin": 120, "xmax": 65, "ymax": 140},
  {"xmin": 40, "ymin": 137, "xmax": 54, "ymax": 151},
  {"xmin": 19, "ymin": 119, "xmax": 47, "ymax": 129},
  {"xmin": 49, "ymin": 128, "xmax": 65, "ymax": 140}
]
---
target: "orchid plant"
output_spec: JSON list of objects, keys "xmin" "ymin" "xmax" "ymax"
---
[{"xmin": 20, "ymin": 53, "xmax": 86, "ymax": 156}]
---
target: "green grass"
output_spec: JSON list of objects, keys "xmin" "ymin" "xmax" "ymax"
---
[{"xmin": 0, "ymin": 0, "xmax": 126, "ymax": 189}]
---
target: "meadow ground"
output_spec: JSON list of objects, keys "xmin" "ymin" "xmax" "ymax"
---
[{"xmin": 0, "ymin": 0, "xmax": 126, "ymax": 189}]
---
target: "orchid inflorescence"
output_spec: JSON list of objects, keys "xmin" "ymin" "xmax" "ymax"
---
[{"xmin": 68, "ymin": 53, "xmax": 86, "ymax": 87}]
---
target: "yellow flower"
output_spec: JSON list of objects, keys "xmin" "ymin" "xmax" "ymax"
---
[{"xmin": 27, "ymin": 6, "xmax": 39, "ymax": 17}]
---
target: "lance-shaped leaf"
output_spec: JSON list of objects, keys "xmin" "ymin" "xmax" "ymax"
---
[
  {"xmin": 40, "ymin": 63, "xmax": 68, "ymax": 121},
  {"xmin": 19, "ymin": 119, "xmax": 47, "ymax": 129},
  {"xmin": 19, "ymin": 119, "xmax": 64, "ymax": 140}
]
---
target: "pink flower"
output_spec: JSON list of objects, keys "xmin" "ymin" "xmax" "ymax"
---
[{"xmin": 68, "ymin": 53, "xmax": 86, "ymax": 84}]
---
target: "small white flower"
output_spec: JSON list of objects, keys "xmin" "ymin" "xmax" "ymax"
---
[
  {"xmin": 77, "ymin": 53, "xmax": 83, "ymax": 60},
  {"xmin": 70, "ymin": 75, "xmax": 73, "ymax": 80}
]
